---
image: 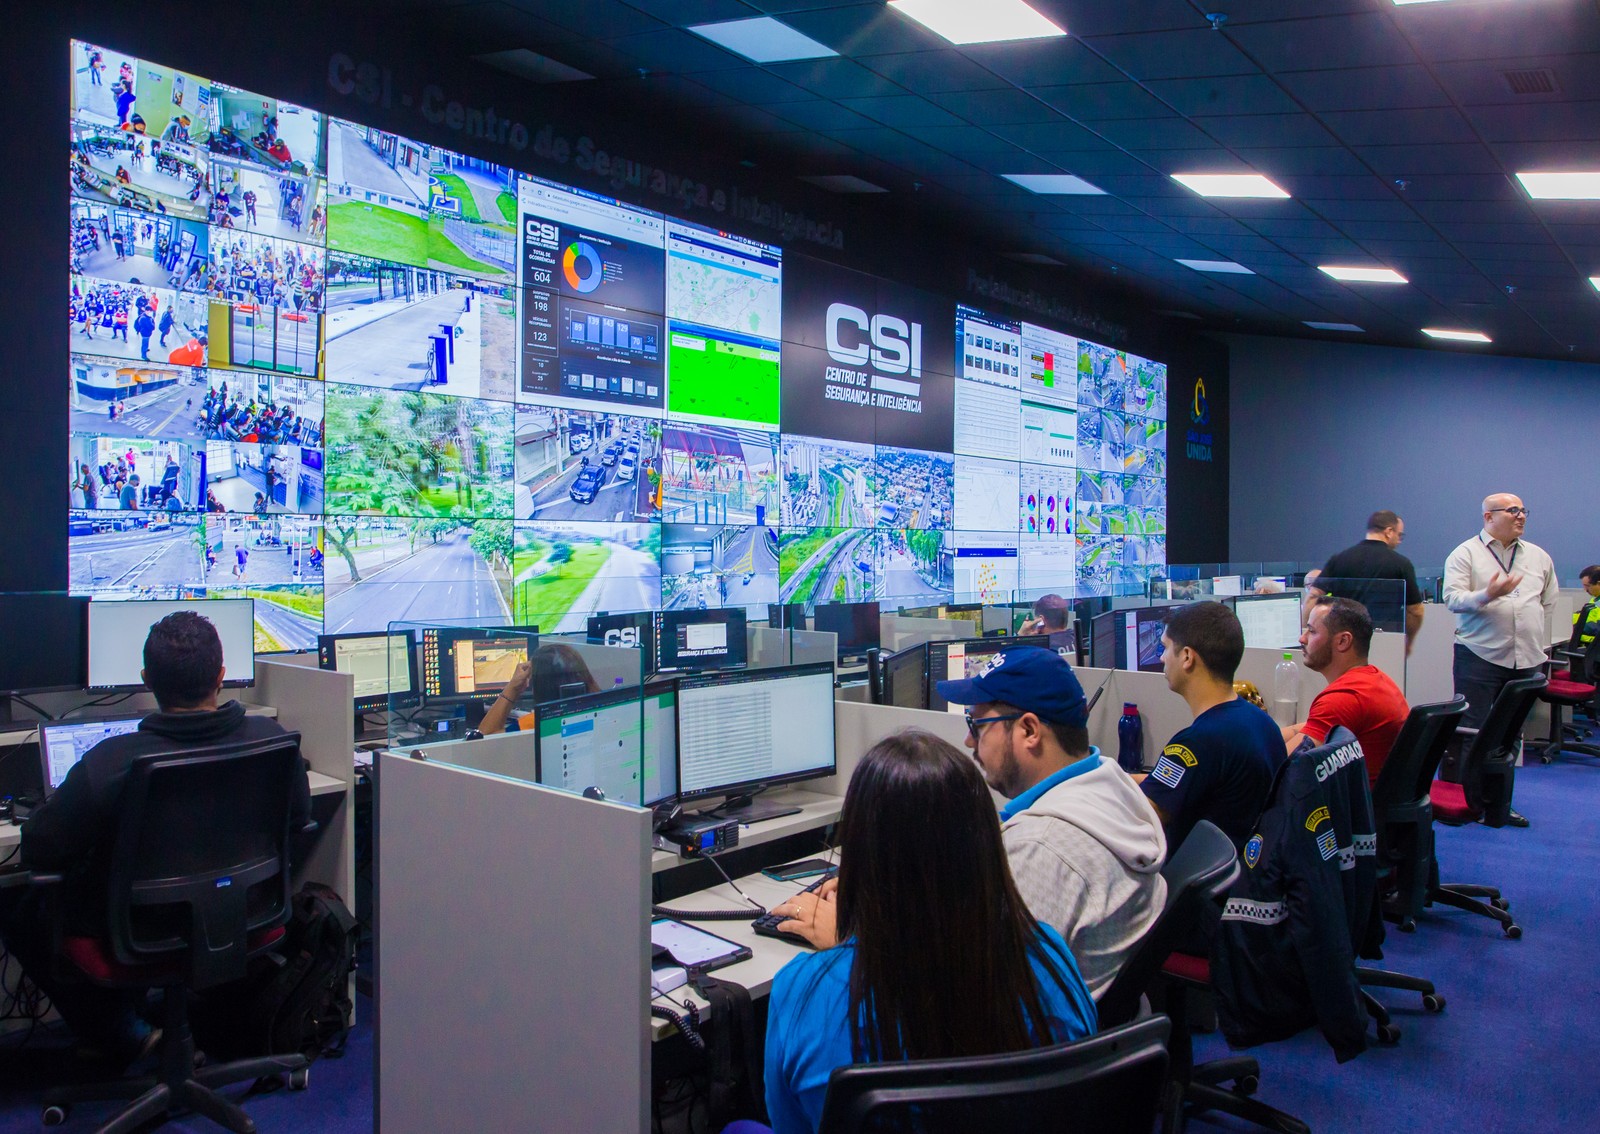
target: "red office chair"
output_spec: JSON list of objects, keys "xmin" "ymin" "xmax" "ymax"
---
[{"xmin": 1539, "ymin": 622, "xmax": 1600, "ymax": 763}]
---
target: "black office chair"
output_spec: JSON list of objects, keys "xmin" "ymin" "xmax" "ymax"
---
[
  {"xmin": 1538, "ymin": 615, "xmax": 1600, "ymax": 763},
  {"xmin": 1097, "ymin": 819, "xmax": 1240, "ymax": 1030},
  {"xmin": 1428, "ymin": 675, "xmax": 1546, "ymax": 939},
  {"xmin": 814, "ymin": 1015, "xmax": 1170, "ymax": 1134},
  {"xmin": 34, "ymin": 735, "xmax": 311, "ymax": 1133},
  {"xmin": 1356, "ymin": 698, "xmax": 1465, "ymax": 1025}
]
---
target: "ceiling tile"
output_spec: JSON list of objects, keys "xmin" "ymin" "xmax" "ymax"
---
[
  {"xmin": 905, "ymin": 126, "xmax": 1033, "ymax": 158},
  {"xmin": 1145, "ymin": 74, "xmax": 1303, "ymax": 117},
  {"xmin": 525, "ymin": 0, "xmax": 668, "ymax": 39},
  {"xmin": 855, "ymin": 49, "xmax": 1011, "ymax": 93},
  {"xmin": 1085, "ymin": 28, "xmax": 1260, "ymax": 81},
  {"xmin": 608, "ymin": 27, "xmax": 750, "ymax": 71},
  {"xmin": 1432, "ymin": 55, "xmax": 1600, "ymax": 106},
  {"xmin": 836, "ymin": 94, "xmax": 969, "ymax": 129},
  {"xmin": 959, "ymin": 37, "xmax": 1128, "ymax": 87},
  {"xmin": 1275, "ymin": 64, "xmax": 1449, "ymax": 113},
  {"xmin": 1230, "ymin": 148, "xmax": 1373, "ymax": 176},
  {"xmin": 1229, "ymin": 12, "xmax": 1416, "ymax": 72},
  {"xmin": 766, "ymin": 57, "xmax": 903, "ymax": 99},
  {"xmin": 987, "ymin": 119, "xmax": 1115, "ymax": 151},
  {"xmin": 619, "ymin": 0, "xmax": 759, "ymax": 24},
  {"xmin": 1091, "ymin": 117, "xmax": 1223, "ymax": 150},
  {"xmin": 1354, "ymin": 144, "xmax": 1505, "ymax": 176},
  {"xmin": 770, "ymin": 99, "xmax": 882, "ymax": 132},
  {"xmin": 1194, "ymin": 114, "xmax": 1341, "ymax": 149},
  {"xmin": 1320, "ymin": 107, "xmax": 1479, "ymax": 147},
  {"xmin": 1464, "ymin": 101, "xmax": 1600, "ymax": 143},
  {"xmin": 925, "ymin": 88, "xmax": 1064, "ymax": 125},
  {"xmin": 691, "ymin": 67, "xmax": 813, "ymax": 102},
  {"xmin": 1395, "ymin": 1, "xmax": 1600, "ymax": 65},
  {"xmin": 782, "ymin": 5, "xmax": 946, "ymax": 56}
]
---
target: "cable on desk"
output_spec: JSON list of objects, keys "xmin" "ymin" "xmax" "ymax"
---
[{"xmin": 652, "ymin": 852, "xmax": 768, "ymax": 922}]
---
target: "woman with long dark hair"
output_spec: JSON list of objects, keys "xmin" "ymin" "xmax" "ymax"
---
[{"xmin": 761, "ymin": 728, "xmax": 1097, "ymax": 1134}]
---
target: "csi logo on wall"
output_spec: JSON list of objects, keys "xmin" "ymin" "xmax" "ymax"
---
[
  {"xmin": 782, "ymin": 254, "xmax": 954, "ymax": 452},
  {"xmin": 1186, "ymin": 375, "xmax": 1215, "ymax": 463}
]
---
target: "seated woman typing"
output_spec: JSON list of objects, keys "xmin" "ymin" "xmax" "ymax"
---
[{"xmin": 759, "ymin": 728, "xmax": 1097, "ymax": 1134}]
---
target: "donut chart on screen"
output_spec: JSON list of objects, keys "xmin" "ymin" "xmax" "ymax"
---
[{"xmin": 562, "ymin": 240, "xmax": 604, "ymax": 293}]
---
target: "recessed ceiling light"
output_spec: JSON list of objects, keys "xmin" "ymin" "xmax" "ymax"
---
[
  {"xmin": 1515, "ymin": 171, "xmax": 1600, "ymax": 200},
  {"xmin": 1422, "ymin": 327, "xmax": 1492, "ymax": 343},
  {"xmin": 1318, "ymin": 265, "xmax": 1408, "ymax": 284},
  {"xmin": 1591, "ymin": 276, "xmax": 1600, "ymax": 292},
  {"xmin": 1175, "ymin": 258, "xmax": 1255, "ymax": 274},
  {"xmin": 689, "ymin": 17, "xmax": 838, "ymax": 63},
  {"xmin": 1304, "ymin": 321, "xmax": 1366, "ymax": 332},
  {"xmin": 798, "ymin": 174, "xmax": 888, "ymax": 193},
  {"xmin": 888, "ymin": 0, "xmax": 1065, "ymax": 44},
  {"xmin": 1171, "ymin": 173, "xmax": 1290, "ymax": 199},
  {"xmin": 1002, "ymin": 173, "xmax": 1104, "ymax": 195},
  {"xmin": 1391, "ymin": 1, "xmax": 1458, "ymax": 6}
]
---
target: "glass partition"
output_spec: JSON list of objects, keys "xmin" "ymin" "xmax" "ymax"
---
[{"xmin": 1304, "ymin": 578, "xmax": 1408, "ymax": 635}]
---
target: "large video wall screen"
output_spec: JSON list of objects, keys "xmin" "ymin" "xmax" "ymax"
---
[{"xmin": 65, "ymin": 39, "xmax": 1166, "ymax": 650}]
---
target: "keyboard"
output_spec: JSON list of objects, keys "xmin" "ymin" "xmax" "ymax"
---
[{"xmin": 751, "ymin": 872, "xmax": 836, "ymax": 946}]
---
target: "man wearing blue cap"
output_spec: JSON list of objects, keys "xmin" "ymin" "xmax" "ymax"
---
[{"xmin": 937, "ymin": 646, "xmax": 1167, "ymax": 996}]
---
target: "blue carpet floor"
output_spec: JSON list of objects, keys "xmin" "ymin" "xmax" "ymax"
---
[
  {"xmin": 1188, "ymin": 748, "xmax": 1600, "ymax": 1133},
  {"xmin": 1, "ymin": 750, "xmax": 1597, "ymax": 1132}
]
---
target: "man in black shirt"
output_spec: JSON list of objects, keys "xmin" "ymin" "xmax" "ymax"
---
[
  {"xmin": 1311, "ymin": 510, "xmax": 1425, "ymax": 654},
  {"xmin": 3, "ymin": 612, "xmax": 310, "ymax": 1064}
]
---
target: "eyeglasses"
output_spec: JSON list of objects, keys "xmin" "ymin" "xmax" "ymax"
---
[
  {"xmin": 965, "ymin": 712, "xmax": 1022, "ymax": 740},
  {"xmin": 1488, "ymin": 507, "xmax": 1530, "ymax": 518}
]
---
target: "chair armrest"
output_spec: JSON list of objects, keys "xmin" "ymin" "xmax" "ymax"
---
[
  {"xmin": 1453, "ymin": 725, "xmax": 1480, "ymax": 738},
  {"xmin": 0, "ymin": 870, "xmax": 64, "ymax": 890}
]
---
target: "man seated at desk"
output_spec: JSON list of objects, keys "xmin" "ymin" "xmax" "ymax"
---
[
  {"xmin": 0, "ymin": 612, "xmax": 310, "ymax": 1064},
  {"xmin": 1136, "ymin": 602, "xmax": 1285, "ymax": 855},
  {"xmin": 1283, "ymin": 597, "xmax": 1409, "ymax": 788},
  {"xmin": 780, "ymin": 648, "xmax": 1167, "ymax": 998}
]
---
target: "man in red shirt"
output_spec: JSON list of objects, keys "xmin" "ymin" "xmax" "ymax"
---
[{"xmin": 1284, "ymin": 596, "xmax": 1409, "ymax": 787}]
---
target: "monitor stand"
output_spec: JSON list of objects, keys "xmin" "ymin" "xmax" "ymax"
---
[{"xmin": 713, "ymin": 794, "xmax": 802, "ymax": 824}]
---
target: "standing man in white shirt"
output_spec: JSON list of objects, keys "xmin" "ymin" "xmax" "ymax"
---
[{"xmin": 1442, "ymin": 492, "xmax": 1558, "ymax": 826}]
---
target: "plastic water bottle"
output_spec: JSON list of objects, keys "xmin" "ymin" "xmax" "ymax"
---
[
  {"xmin": 1273, "ymin": 652, "xmax": 1300, "ymax": 726},
  {"xmin": 1117, "ymin": 703, "xmax": 1144, "ymax": 774}
]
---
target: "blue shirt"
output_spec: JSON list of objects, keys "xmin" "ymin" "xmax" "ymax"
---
[
  {"xmin": 763, "ymin": 924, "xmax": 1097, "ymax": 1134},
  {"xmin": 1140, "ymin": 697, "xmax": 1284, "ymax": 852},
  {"xmin": 999, "ymin": 749, "xmax": 1102, "ymax": 822}
]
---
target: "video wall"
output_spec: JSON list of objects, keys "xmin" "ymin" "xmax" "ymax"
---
[{"xmin": 65, "ymin": 39, "xmax": 1166, "ymax": 652}]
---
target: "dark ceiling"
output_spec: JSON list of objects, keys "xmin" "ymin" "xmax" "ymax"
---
[{"xmin": 385, "ymin": 0, "xmax": 1600, "ymax": 362}]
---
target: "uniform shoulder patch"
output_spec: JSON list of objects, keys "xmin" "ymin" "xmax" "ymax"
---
[
  {"xmin": 1162, "ymin": 743, "xmax": 1198, "ymax": 767},
  {"xmin": 1150, "ymin": 754, "xmax": 1187, "ymax": 789},
  {"xmin": 1304, "ymin": 806, "xmax": 1330, "ymax": 832},
  {"xmin": 1244, "ymin": 834, "xmax": 1263, "ymax": 869}
]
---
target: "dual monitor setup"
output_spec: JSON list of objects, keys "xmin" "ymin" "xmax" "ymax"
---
[{"xmin": 1085, "ymin": 592, "xmax": 1303, "ymax": 674}]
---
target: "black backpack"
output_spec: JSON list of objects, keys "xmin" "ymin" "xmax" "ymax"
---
[{"xmin": 193, "ymin": 883, "xmax": 359, "ymax": 1063}]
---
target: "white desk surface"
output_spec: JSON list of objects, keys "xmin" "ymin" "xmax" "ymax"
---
[
  {"xmin": 650, "ymin": 789, "xmax": 841, "ymax": 875},
  {"xmin": 651, "ymin": 865, "xmax": 828, "ymax": 1040},
  {"xmin": 0, "ymin": 770, "xmax": 347, "ymax": 850}
]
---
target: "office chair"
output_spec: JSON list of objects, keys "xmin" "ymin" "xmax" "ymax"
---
[
  {"xmin": 1428, "ymin": 675, "xmax": 1546, "ymax": 939},
  {"xmin": 1356, "ymin": 698, "xmax": 1465, "ymax": 1027},
  {"xmin": 1538, "ymin": 617, "xmax": 1600, "ymax": 763},
  {"xmin": 814, "ymin": 1015, "xmax": 1170, "ymax": 1134},
  {"xmin": 34, "ymin": 736, "xmax": 311, "ymax": 1133},
  {"xmin": 1148, "ymin": 823, "xmax": 1310, "ymax": 1134}
]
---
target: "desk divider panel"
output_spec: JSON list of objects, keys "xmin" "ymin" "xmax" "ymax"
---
[
  {"xmin": 405, "ymin": 729, "xmax": 539, "ymax": 783},
  {"xmin": 1092, "ymin": 670, "xmax": 1190, "ymax": 771},
  {"xmin": 881, "ymin": 615, "xmax": 966, "ymax": 652},
  {"xmin": 242, "ymin": 659, "xmax": 354, "ymax": 905},
  {"xmin": 1406, "ymin": 607, "xmax": 1457, "ymax": 708},
  {"xmin": 376, "ymin": 753, "xmax": 650, "ymax": 1134}
]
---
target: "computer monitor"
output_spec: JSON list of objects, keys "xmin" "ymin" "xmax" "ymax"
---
[
  {"xmin": 318, "ymin": 631, "xmax": 418, "ymax": 712},
  {"xmin": 39, "ymin": 716, "xmax": 142, "ymax": 795},
  {"xmin": 925, "ymin": 637, "xmax": 1050, "ymax": 713},
  {"xmin": 655, "ymin": 609, "xmax": 747, "ymax": 673},
  {"xmin": 883, "ymin": 645, "xmax": 928, "ymax": 710},
  {"xmin": 812, "ymin": 601, "xmax": 880, "ymax": 660},
  {"xmin": 1089, "ymin": 611, "xmax": 1119, "ymax": 670},
  {"xmin": 535, "ymin": 683, "xmax": 650, "ymax": 806},
  {"xmin": 766, "ymin": 603, "xmax": 806, "ymax": 630},
  {"xmin": 85, "ymin": 599, "xmax": 256, "ymax": 691},
  {"xmin": 0, "ymin": 594, "xmax": 88, "ymax": 710},
  {"xmin": 1231, "ymin": 594, "xmax": 1304, "ymax": 650},
  {"xmin": 675, "ymin": 661, "xmax": 835, "ymax": 820},
  {"xmin": 1125, "ymin": 607, "xmax": 1170, "ymax": 674},
  {"xmin": 419, "ymin": 626, "xmax": 539, "ymax": 703},
  {"xmin": 586, "ymin": 611, "xmax": 655, "ymax": 655},
  {"xmin": 640, "ymin": 678, "xmax": 678, "ymax": 809}
]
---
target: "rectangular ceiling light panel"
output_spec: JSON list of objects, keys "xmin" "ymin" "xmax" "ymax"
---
[
  {"xmin": 1421, "ymin": 327, "xmax": 1492, "ymax": 343},
  {"xmin": 689, "ymin": 17, "xmax": 839, "ymax": 63},
  {"xmin": 1171, "ymin": 173, "xmax": 1291, "ymax": 199},
  {"xmin": 1304, "ymin": 321, "xmax": 1366, "ymax": 332},
  {"xmin": 1175, "ymin": 258, "xmax": 1255, "ymax": 274},
  {"xmin": 888, "ymin": 0, "xmax": 1066, "ymax": 44},
  {"xmin": 1515, "ymin": 171, "xmax": 1600, "ymax": 200},
  {"xmin": 1318, "ymin": 265, "xmax": 1408, "ymax": 284},
  {"xmin": 1002, "ymin": 173, "xmax": 1104, "ymax": 194}
]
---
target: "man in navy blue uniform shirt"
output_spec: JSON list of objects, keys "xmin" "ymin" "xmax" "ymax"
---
[{"xmin": 1139, "ymin": 602, "xmax": 1285, "ymax": 854}]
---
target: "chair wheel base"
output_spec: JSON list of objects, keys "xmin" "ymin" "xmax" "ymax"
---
[
  {"xmin": 1506, "ymin": 923, "xmax": 1523, "ymax": 939},
  {"xmin": 42, "ymin": 1104, "xmax": 67, "ymax": 1127},
  {"xmin": 1490, "ymin": 897, "xmax": 1510, "ymax": 911},
  {"xmin": 1423, "ymin": 993, "xmax": 1446, "ymax": 1013},
  {"xmin": 1376, "ymin": 1022, "xmax": 1401, "ymax": 1045}
]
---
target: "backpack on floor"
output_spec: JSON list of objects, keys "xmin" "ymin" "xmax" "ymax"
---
[{"xmin": 193, "ymin": 882, "xmax": 359, "ymax": 1063}]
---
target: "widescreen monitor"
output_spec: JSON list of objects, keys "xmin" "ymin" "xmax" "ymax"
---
[
  {"xmin": 39, "ymin": 716, "xmax": 142, "ymax": 794},
  {"xmin": 883, "ymin": 645, "xmax": 928, "ymax": 710},
  {"xmin": 535, "ymin": 683, "xmax": 649, "ymax": 806},
  {"xmin": 1231, "ymin": 595, "xmax": 1304, "ymax": 651},
  {"xmin": 0, "ymin": 594, "xmax": 88, "ymax": 695},
  {"xmin": 675, "ymin": 662, "xmax": 835, "ymax": 808},
  {"xmin": 1089, "ymin": 611, "xmax": 1119, "ymax": 671},
  {"xmin": 318, "ymin": 631, "xmax": 418, "ymax": 712},
  {"xmin": 655, "ymin": 608, "xmax": 747, "ymax": 673},
  {"xmin": 419, "ymin": 626, "xmax": 539, "ymax": 703},
  {"xmin": 1125, "ymin": 607, "xmax": 1170, "ymax": 674},
  {"xmin": 925, "ymin": 637, "xmax": 1049, "ymax": 713},
  {"xmin": 85, "ymin": 599, "xmax": 256, "ymax": 691},
  {"xmin": 812, "ymin": 601, "xmax": 880, "ymax": 660},
  {"xmin": 766, "ymin": 603, "xmax": 806, "ymax": 630},
  {"xmin": 640, "ymin": 678, "xmax": 678, "ymax": 809}
]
